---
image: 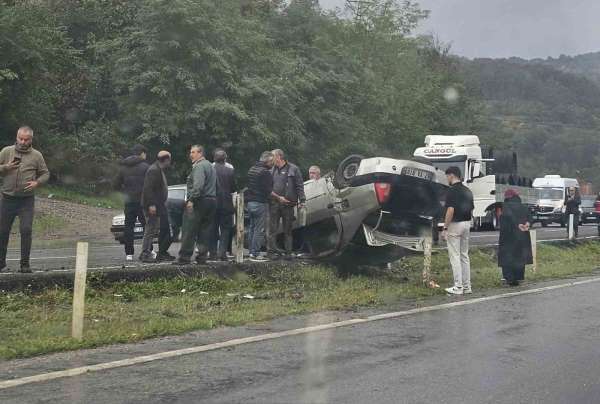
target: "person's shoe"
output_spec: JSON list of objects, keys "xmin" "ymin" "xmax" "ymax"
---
[
  {"xmin": 19, "ymin": 264, "xmax": 32, "ymax": 274},
  {"xmin": 508, "ymin": 280, "xmax": 520, "ymax": 287},
  {"xmin": 445, "ymin": 286, "xmax": 463, "ymax": 295},
  {"xmin": 125, "ymin": 255, "xmax": 134, "ymax": 262},
  {"xmin": 157, "ymin": 252, "xmax": 176, "ymax": 262},
  {"xmin": 249, "ymin": 254, "xmax": 269, "ymax": 262},
  {"xmin": 139, "ymin": 253, "xmax": 157, "ymax": 263},
  {"xmin": 463, "ymin": 286, "xmax": 473, "ymax": 294},
  {"xmin": 172, "ymin": 258, "xmax": 191, "ymax": 265}
]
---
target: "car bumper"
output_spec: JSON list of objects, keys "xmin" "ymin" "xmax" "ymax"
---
[{"xmin": 581, "ymin": 212, "xmax": 600, "ymax": 223}]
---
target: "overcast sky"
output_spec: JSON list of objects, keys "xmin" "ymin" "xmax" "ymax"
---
[{"xmin": 319, "ymin": 0, "xmax": 600, "ymax": 59}]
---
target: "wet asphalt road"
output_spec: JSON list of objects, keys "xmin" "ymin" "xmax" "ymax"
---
[
  {"xmin": 2, "ymin": 276, "xmax": 600, "ymax": 403},
  {"xmin": 1, "ymin": 223, "xmax": 598, "ymax": 273}
]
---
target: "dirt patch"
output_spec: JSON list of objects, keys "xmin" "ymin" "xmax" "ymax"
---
[
  {"xmin": 36, "ymin": 196, "xmax": 120, "ymax": 242},
  {"xmin": 7, "ymin": 196, "xmax": 121, "ymax": 245}
]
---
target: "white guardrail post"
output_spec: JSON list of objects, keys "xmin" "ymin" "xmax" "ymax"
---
[
  {"xmin": 529, "ymin": 229, "xmax": 537, "ymax": 273},
  {"xmin": 234, "ymin": 192, "xmax": 245, "ymax": 264},
  {"xmin": 71, "ymin": 242, "xmax": 89, "ymax": 340},
  {"xmin": 568, "ymin": 214, "xmax": 575, "ymax": 241}
]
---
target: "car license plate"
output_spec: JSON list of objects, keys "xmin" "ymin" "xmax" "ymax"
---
[
  {"xmin": 401, "ymin": 166, "xmax": 433, "ymax": 181},
  {"xmin": 134, "ymin": 226, "xmax": 143, "ymax": 232}
]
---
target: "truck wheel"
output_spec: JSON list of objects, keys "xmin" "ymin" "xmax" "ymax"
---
[{"xmin": 333, "ymin": 154, "xmax": 364, "ymax": 189}]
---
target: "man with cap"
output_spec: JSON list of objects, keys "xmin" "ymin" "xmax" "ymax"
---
[{"xmin": 140, "ymin": 151, "xmax": 174, "ymax": 262}]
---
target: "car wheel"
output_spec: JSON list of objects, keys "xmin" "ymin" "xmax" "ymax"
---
[
  {"xmin": 332, "ymin": 154, "xmax": 364, "ymax": 189},
  {"xmin": 541, "ymin": 221, "xmax": 548, "ymax": 227}
]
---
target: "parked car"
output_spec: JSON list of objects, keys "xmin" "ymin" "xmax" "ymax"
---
[
  {"xmin": 271, "ymin": 155, "xmax": 448, "ymax": 265},
  {"xmin": 580, "ymin": 196, "xmax": 599, "ymax": 224},
  {"xmin": 110, "ymin": 185, "xmax": 187, "ymax": 243}
]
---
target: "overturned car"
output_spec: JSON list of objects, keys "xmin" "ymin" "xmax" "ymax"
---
[{"xmin": 279, "ymin": 155, "xmax": 448, "ymax": 265}]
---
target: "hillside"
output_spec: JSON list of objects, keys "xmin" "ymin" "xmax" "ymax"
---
[{"xmin": 459, "ymin": 55, "xmax": 600, "ymax": 187}]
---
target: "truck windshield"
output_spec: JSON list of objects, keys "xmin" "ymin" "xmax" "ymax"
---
[
  {"xmin": 430, "ymin": 161, "xmax": 466, "ymax": 177},
  {"xmin": 537, "ymin": 188, "xmax": 564, "ymax": 200}
]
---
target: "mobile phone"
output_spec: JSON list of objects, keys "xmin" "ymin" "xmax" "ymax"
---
[{"xmin": 12, "ymin": 156, "xmax": 21, "ymax": 165}]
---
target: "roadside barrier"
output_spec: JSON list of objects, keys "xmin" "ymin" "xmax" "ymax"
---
[
  {"xmin": 234, "ymin": 192, "xmax": 245, "ymax": 264},
  {"xmin": 530, "ymin": 230, "xmax": 537, "ymax": 272},
  {"xmin": 568, "ymin": 214, "xmax": 575, "ymax": 241},
  {"xmin": 71, "ymin": 242, "xmax": 89, "ymax": 340}
]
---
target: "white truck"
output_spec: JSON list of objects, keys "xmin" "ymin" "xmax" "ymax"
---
[
  {"xmin": 413, "ymin": 135, "xmax": 539, "ymax": 230},
  {"xmin": 531, "ymin": 175, "xmax": 580, "ymax": 227}
]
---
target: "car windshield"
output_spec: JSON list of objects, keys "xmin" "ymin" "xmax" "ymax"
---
[
  {"xmin": 537, "ymin": 188, "xmax": 564, "ymax": 200},
  {"xmin": 430, "ymin": 161, "xmax": 466, "ymax": 177},
  {"xmin": 168, "ymin": 189, "xmax": 186, "ymax": 200}
]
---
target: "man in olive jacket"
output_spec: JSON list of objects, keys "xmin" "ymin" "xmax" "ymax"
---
[
  {"xmin": 0, "ymin": 126, "xmax": 50, "ymax": 272},
  {"xmin": 140, "ymin": 151, "xmax": 174, "ymax": 262},
  {"xmin": 174, "ymin": 145, "xmax": 216, "ymax": 265}
]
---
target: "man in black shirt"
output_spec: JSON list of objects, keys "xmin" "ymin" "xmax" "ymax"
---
[
  {"xmin": 565, "ymin": 187, "xmax": 581, "ymax": 238},
  {"xmin": 441, "ymin": 166, "xmax": 475, "ymax": 295}
]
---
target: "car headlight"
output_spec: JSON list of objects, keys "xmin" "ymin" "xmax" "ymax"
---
[{"xmin": 112, "ymin": 216, "xmax": 125, "ymax": 226}]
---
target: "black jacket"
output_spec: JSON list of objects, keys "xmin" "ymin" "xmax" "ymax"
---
[
  {"xmin": 114, "ymin": 156, "xmax": 150, "ymax": 203},
  {"xmin": 214, "ymin": 162, "xmax": 236, "ymax": 212},
  {"xmin": 142, "ymin": 162, "xmax": 168, "ymax": 214},
  {"xmin": 565, "ymin": 194, "xmax": 581, "ymax": 215},
  {"xmin": 271, "ymin": 162, "xmax": 305, "ymax": 205},
  {"xmin": 498, "ymin": 195, "xmax": 533, "ymax": 268},
  {"xmin": 245, "ymin": 162, "xmax": 273, "ymax": 203}
]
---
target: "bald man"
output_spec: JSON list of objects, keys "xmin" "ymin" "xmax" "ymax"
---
[{"xmin": 140, "ymin": 151, "xmax": 174, "ymax": 262}]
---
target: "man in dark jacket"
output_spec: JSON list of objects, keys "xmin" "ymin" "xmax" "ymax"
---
[
  {"xmin": 174, "ymin": 145, "xmax": 217, "ymax": 265},
  {"xmin": 209, "ymin": 149, "xmax": 236, "ymax": 261},
  {"xmin": 114, "ymin": 144, "xmax": 150, "ymax": 261},
  {"xmin": 565, "ymin": 186, "xmax": 581, "ymax": 237},
  {"xmin": 245, "ymin": 151, "xmax": 274, "ymax": 261},
  {"xmin": 140, "ymin": 151, "xmax": 174, "ymax": 262},
  {"xmin": 268, "ymin": 149, "xmax": 305, "ymax": 259}
]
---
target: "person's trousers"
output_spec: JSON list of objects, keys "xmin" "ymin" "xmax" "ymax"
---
[
  {"xmin": 209, "ymin": 209, "xmax": 233, "ymax": 259},
  {"xmin": 124, "ymin": 202, "xmax": 146, "ymax": 256},
  {"xmin": 141, "ymin": 210, "xmax": 172, "ymax": 256},
  {"xmin": 247, "ymin": 201, "xmax": 267, "ymax": 256},
  {"xmin": 178, "ymin": 198, "xmax": 216, "ymax": 260},
  {"xmin": 268, "ymin": 202, "xmax": 295, "ymax": 254},
  {"xmin": 447, "ymin": 221, "xmax": 471, "ymax": 289},
  {"xmin": 0, "ymin": 194, "xmax": 34, "ymax": 267}
]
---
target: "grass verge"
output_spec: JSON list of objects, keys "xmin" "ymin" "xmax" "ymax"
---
[{"xmin": 1, "ymin": 242, "xmax": 599, "ymax": 360}]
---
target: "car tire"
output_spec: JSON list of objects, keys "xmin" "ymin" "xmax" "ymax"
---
[
  {"xmin": 332, "ymin": 154, "xmax": 364, "ymax": 189},
  {"xmin": 541, "ymin": 221, "xmax": 548, "ymax": 227}
]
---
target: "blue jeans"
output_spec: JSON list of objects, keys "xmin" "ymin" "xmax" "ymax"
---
[{"xmin": 247, "ymin": 201, "xmax": 267, "ymax": 256}]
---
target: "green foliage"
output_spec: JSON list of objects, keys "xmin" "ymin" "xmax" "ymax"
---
[
  {"xmin": 460, "ymin": 57, "xmax": 600, "ymax": 185},
  {"xmin": 0, "ymin": 0, "xmax": 476, "ymax": 187}
]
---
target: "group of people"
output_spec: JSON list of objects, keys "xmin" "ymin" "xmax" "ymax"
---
[
  {"xmin": 114, "ymin": 144, "xmax": 319, "ymax": 265},
  {"xmin": 441, "ymin": 166, "xmax": 533, "ymax": 294}
]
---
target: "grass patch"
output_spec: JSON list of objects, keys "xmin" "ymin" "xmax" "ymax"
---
[
  {"xmin": 38, "ymin": 185, "xmax": 122, "ymax": 209},
  {"xmin": 1, "ymin": 242, "xmax": 599, "ymax": 360}
]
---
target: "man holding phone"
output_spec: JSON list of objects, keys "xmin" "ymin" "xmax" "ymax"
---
[{"xmin": 0, "ymin": 126, "xmax": 50, "ymax": 273}]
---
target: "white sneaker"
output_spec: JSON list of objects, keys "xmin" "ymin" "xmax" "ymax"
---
[
  {"xmin": 445, "ymin": 286, "xmax": 463, "ymax": 295},
  {"xmin": 126, "ymin": 255, "xmax": 134, "ymax": 261},
  {"xmin": 463, "ymin": 287, "xmax": 472, "ymax": 294}
]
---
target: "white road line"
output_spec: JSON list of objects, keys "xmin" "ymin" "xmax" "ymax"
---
[
  {"xmin": 6, "ymin": 256, "xmax": 76, "ymax": 261},
  {"xmin": 1, "ymin": 276, "xmax": 600, "ymax": 390}
]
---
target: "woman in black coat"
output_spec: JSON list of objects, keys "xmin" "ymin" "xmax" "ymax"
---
[{"xmin": 498, "ymin": 189, "xmax": 533, "ymax": 286}]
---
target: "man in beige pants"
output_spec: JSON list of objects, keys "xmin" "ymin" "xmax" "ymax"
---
[{"xmin": 441, "ymin": 166, "xmax": 474, "ymax": 295}]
